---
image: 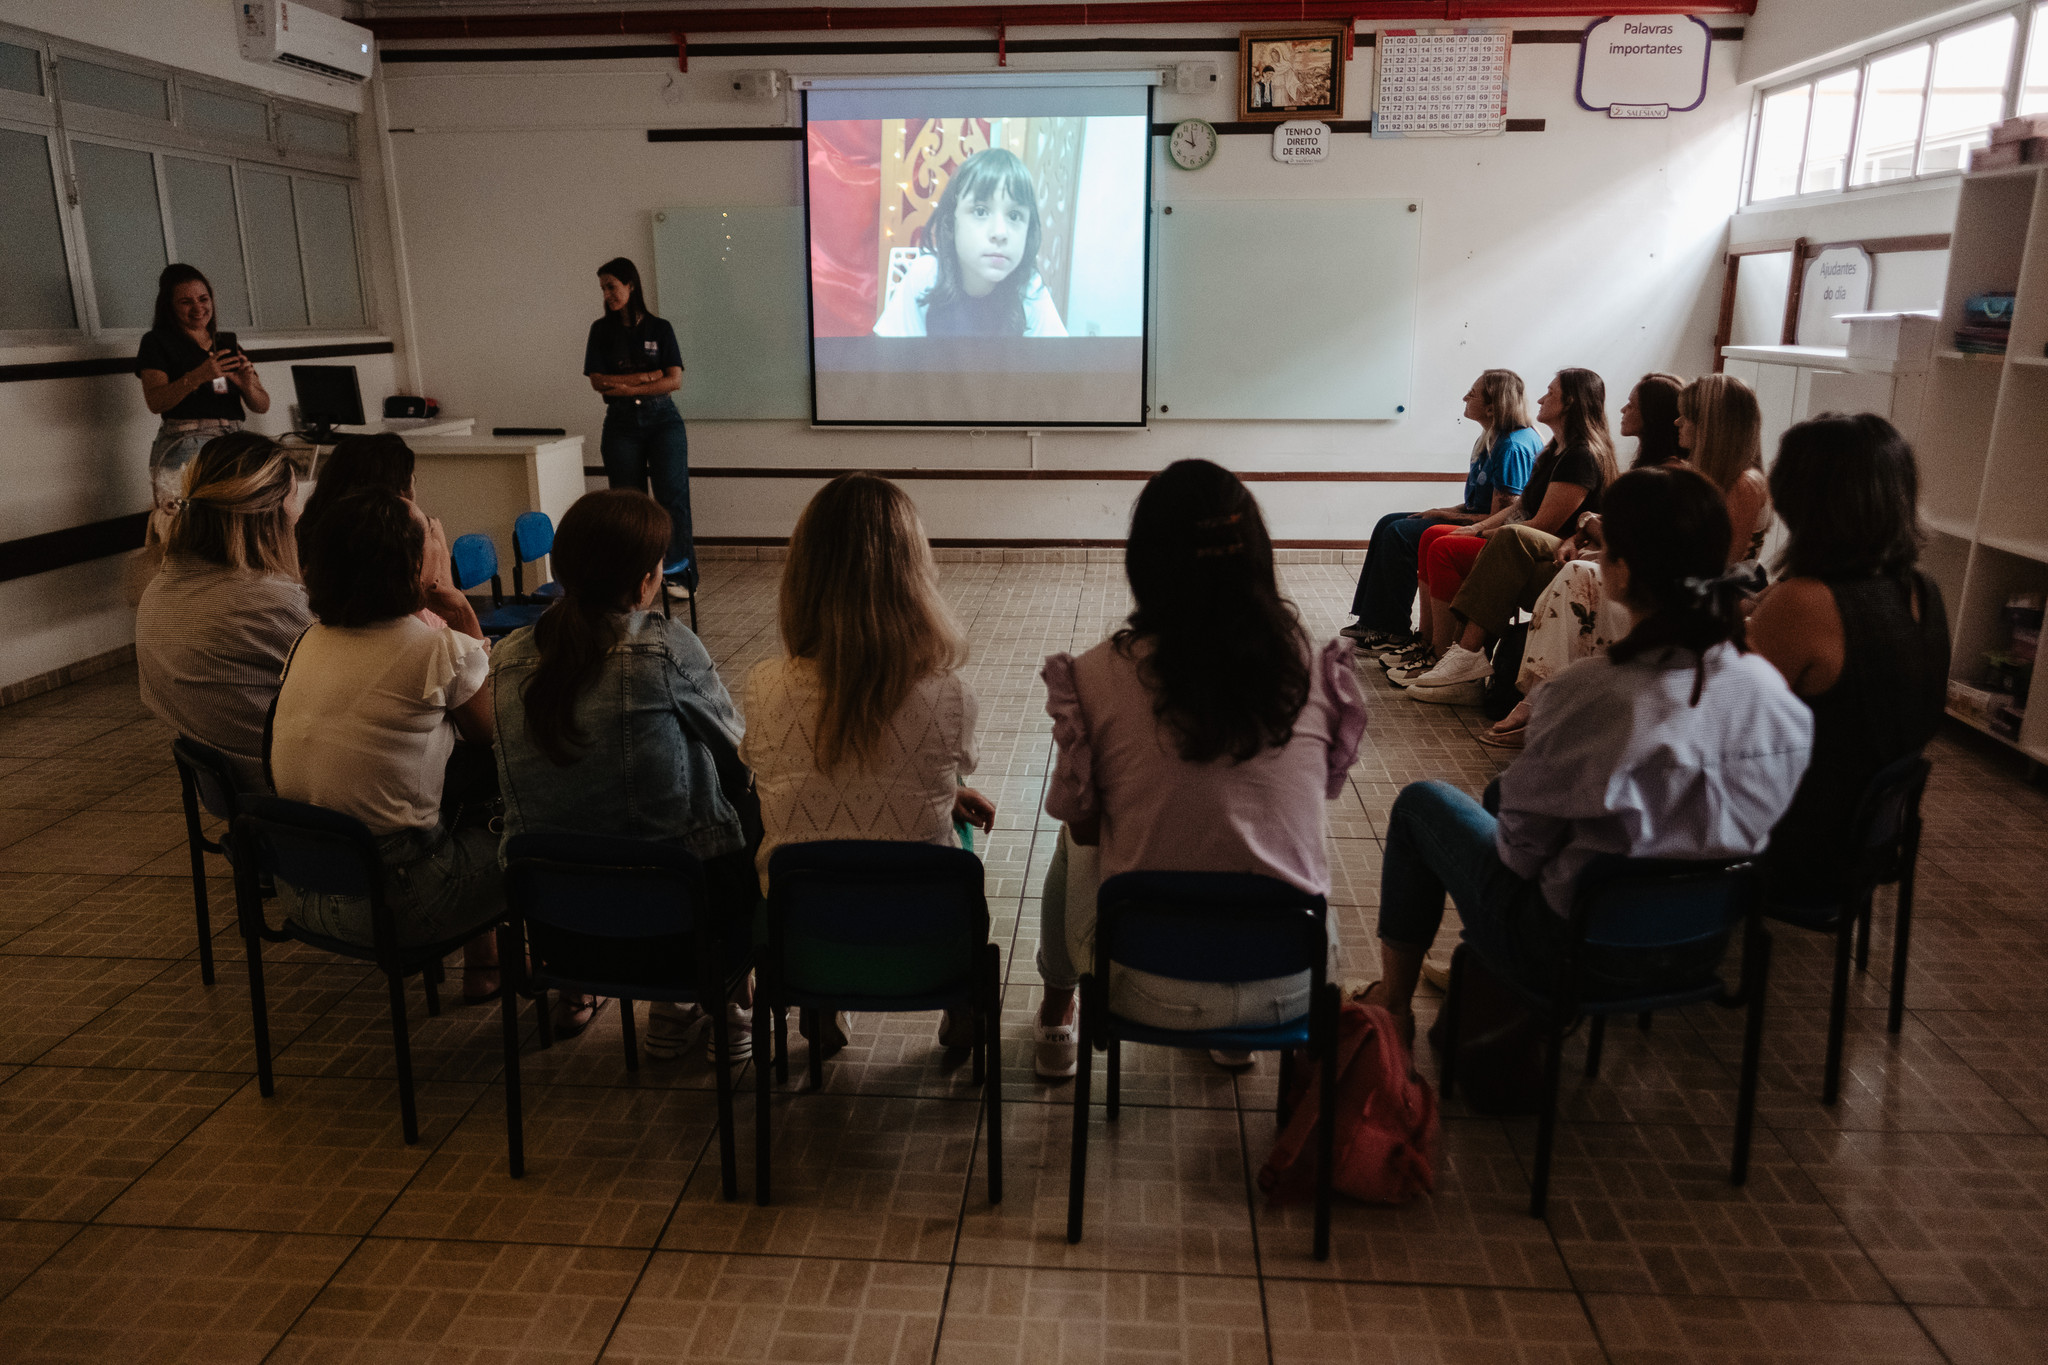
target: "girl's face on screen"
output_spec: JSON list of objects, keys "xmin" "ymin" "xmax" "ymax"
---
[{"xmin": 953, "ymin": 187, "xmax": 1028, "ymax": 297}]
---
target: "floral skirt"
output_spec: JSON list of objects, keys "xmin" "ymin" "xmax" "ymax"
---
[{"xmin": 1516, "ymin": 559, "xmax": 1633, "ymax": 693}]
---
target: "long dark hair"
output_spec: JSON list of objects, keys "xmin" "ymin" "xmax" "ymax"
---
[
  {"xmin": 1117, "ymin": 460, "xmax": 1310, "ymax": 763},
  {"xmin": 920, "ymin": 148, "xmax": 1043, "ymax": 337},
  {"xmin": 152, "ymin": 263, "xmax": 216, "ymax": 340},
  {"xmin": 297, "ymin": 433, "xmax": 415, "ymax": 558},
  {"xmin": 523, "ymin": 490, "xmax": 673, "ymax": 766},
  {"xmin": 1630, "ymin": 373, "xmax": 1685, "ymax": 469},
  {"xmin": 1550, "ymin": 367, "xmax": 1619, "ymax": 488},
  {"xmin": 300, "ymin": 489, "xmax": 425, "ymax": 628},
  {"xmin": 597, "ymin": 255, "xmax": 651, "ymax": 327},
  {"xmin": 1771, "ymin": 413, "xmax": 1924, "ymax": 581},
  {"xmin": 1604, "ymin": 465, "xmax": 1746, "ymax": 706}
]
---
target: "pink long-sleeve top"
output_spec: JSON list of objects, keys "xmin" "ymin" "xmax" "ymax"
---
[{"xmin": 1042, "ymin": 636, "xmax": 1367, "ymax": 893}]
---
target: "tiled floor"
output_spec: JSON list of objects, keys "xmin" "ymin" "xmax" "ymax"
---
[{"xmin": 0, "ymin": 555, "xmax": 2045, "ymax": 1363}]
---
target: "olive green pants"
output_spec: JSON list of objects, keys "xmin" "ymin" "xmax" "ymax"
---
[{"xmin": 1450, "ymin": 524, "xmax": 1564, "ymax": 637}]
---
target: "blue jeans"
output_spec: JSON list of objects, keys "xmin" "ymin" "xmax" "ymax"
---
[
  {"xmin": 1349, "ymin": 512, "xmax": 1437, "ymax": 629},
  {"xmin": 1377, "ymin": 780, "xmax": 1564, "ymax": 992},
  {"xmin": 601, "ymin": 398, "xmax": 695, "ymax": 587}
]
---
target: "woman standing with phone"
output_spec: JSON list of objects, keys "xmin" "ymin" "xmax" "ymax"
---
[
  {"xmin": 136, "ymin": 264, "xmax": 269, "ymax": 545},
  {"xmin": 583, "ymin": 257, "xmax": 694, "ymax": 598}
]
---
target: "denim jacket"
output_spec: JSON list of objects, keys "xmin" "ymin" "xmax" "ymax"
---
[{"xmin": 490, "ymin": 611, "xmax": 746, "ymax": 861}]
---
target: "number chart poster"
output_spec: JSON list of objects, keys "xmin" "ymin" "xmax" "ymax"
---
[{"xmin": 1372, "ymin": 28, "xmax": 1512, "ymax": 138}]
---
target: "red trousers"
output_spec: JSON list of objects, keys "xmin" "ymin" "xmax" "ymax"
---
[{"xmin": 1418, "ymin": 524, "xmax": 1486, "ymax": 602}]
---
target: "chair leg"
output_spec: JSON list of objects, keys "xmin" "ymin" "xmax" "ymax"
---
[
  {"xmin": 1889, "ymin": 857, "xmax": 1918, "ymax": 1036},
  {"xmin": 1066, "ymin": 981, "xmax": 1093, "ymax": 1245},
  {"xmin": 423, "ymin": 958, "xmax": 442, "ymax": 1018},
  {"xmin": 245, "ymin": 931, "xmax": 275, "ymax": 1098},
  {"xmin": 984, "ymin": 943, "xmax": 1004, "ymax": 1206},
  {"xmin": 1438, "ymin": 944, "xmax": 1468, "ymax": 1104},
  {"xmin": 1732, "ymin": 929, "xmax": 1771, "ymax": 1187},
  {"xmin": 1823, "ymin": 912, "xmax": 1854, "ymax": 1106},
  {"xmin": 619, "ymin": 998, "xmax": 639, "ymax": 1071},
  {"xmin": 1528, "ymin": 1014, "xmax": 1567, "ymax": 1219},
  {"xmin": 534, "ymin": 987, "xmax": 555, "ymax": 1050},
  {"xmin": 689, "ymin": 594, "xmax": 699, "ymax": 634},
  {"xmin": 970, "ymin": 1000, "xmax": 986, "ymax": 1086},
  {"xmin": 499, "ymin": 929, "xmax": 525, "ymax": 1179},
  {"xmin": 1105, "ymin": 1034, "xmax": 1121, "ymax": 1122},
  {"xmin": 774, "ymin": 1007, "xmax": 790, "ymax": 1083},
  {"xmin": 387, "ymin": 969, "xmax": 420, "ymax": 1145},
  {"xmin": 1314, "ymin": 984, "xmax": 1339, "ymax": 1262},
  {"xmin": 1278, "ymin": 1048, "xmax": 1296, "ymax": 1128},
  {"xmin": 755, "ymin": 998, "xmax": 773, "ymax": 1206},
  {"xmin": 177, "ymin": 775, "xmax": 215, "ymax": 987},
  {"xmin": 1585, "ymin": 1014, "xmax": 1607, "ymax": 1079},
  {"xmin": 709, "ymin": 998, "xmax": 737, "ymax": 1202}
]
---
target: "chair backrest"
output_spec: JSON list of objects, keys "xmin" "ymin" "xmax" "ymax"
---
[
  {"xmin": 171, "ymin": 735, "xmax": 242, "ymax": 822},
  {"xmin": 504, "ymin": 832, "xmax": 728, "ymax": 995},
  {"xmin": 1094, "ymin": 871, "xmax": 1328, "ymax": 985},
  {"xmin": 765, "ymin": 840, "xmax": 987, "ymax": 997},
  {"xmin": 1849, "ymin": 752, "xmax": 1931, "ymax": 883},
  {"xmin": 512, "ymin": 511, "xmax": 553, "ymax": 567},
  {"xmin": 1568, "ymin": 855, "xmax": 1756, "ymax": 997},
  {"xmin": 234, "ymin": 795, "xmax": 383, "ymax": 899},
  {"xmin": 449, "ymin": 533, "xmax": 499, "ymax": 593}
]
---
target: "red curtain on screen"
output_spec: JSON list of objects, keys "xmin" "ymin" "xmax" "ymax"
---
[{"xmin": 808, "ymin": 121, "xmax": 882, "ymax": 337}]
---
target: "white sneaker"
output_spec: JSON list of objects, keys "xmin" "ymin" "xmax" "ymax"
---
[
  {"xmin": 1034, "ymin": 1019, "xmax": 1079, "ymax": 1079},
  {"xmin": 642, "ymin": 1001, "xmax": 709, "ymax": 1061},
  {"xmin": 1408, "ymin": 643, "xmax": 1491, "ymax": 689},
  {"xmin": 663, "ymin": 580, "xmax": 693, "ymax": 600},
  {"xmin": 1408, "ymin": 678, "xmax": 1487, "ymax": 706},
  {"xmin": 1209, "ymin": 1050, "xmax": 1255, "ymax": 1070},
  {"xmin": 709, "ymin": 1001, "xmax": 754, "ymax": 1065}
]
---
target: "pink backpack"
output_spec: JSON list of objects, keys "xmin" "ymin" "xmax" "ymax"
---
[{"xmin": 1257, "ymin": 1001, "xmax": 1440, "ymax": 1206}]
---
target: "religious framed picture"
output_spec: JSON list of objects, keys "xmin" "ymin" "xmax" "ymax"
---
[{"xmin": 1239, "ymin": 27, "xmax": 1347, "ymax": 123}]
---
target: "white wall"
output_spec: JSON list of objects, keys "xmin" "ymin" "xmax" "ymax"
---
[
  {"xmin": 379, "ymin": 22, "xmax": 1754, "ymax": 544},
  {"xmin": 1740, "ymin": 0, "xmax": 2015, "ymax": 85}
]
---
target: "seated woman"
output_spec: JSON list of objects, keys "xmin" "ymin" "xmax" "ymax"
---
[
  {"xmin": 136, "ymin": 433, "xmax": 311, "ymax": 791},
  {"xmin": 1390, "ymin": 368, "xmax": 1615, "ymax": 694},
  {"xmin": 270, "ymin": 489, "xmax": 501, "ymax": 1001},
  {"xmin": 1365, "ymin": 464, "xmax": 1813, "ymax": 1036},
  {"xmin": 1032, "ymin": 460, "xmax": 1367, "ymax": 1079},
  {"xmin": 491, "ymin": 489, "xmax": 754, "ymax": 1056},
  {"xmin": 297, "ymin": 432, "xmax": 456, "ymax": 625},
  {"xmin": 739, "ymin": 473, "xmax": 996, "ymax": 1051},
  {"xmin": 1339, "ymin": 370, "xmax": 1539, "ymax": 648},
  {"xmin": 1481, "ymin": 373, "xmax": 1767, "ymax": 743},
  {"xmin": 1748, "ymin": 414, "xmax": 1950, "ymax": 908}
]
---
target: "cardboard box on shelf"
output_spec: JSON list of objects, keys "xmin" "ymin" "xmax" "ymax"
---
[
  {"xmin": 1975, "ymin": 141, "xmax": 2025, "ymax": 171},
  {"xmin": 1991, "ymin": 113, "xmax": 2048, "ymax": 145}
]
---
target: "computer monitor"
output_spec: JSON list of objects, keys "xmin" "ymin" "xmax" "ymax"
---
[{"xmin": 291, "ymin": 365, "xmax": 365, "ymax": 444}]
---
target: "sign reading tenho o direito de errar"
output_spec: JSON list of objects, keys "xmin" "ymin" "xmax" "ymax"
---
[
  {"xmin": 1576, "ymin": 14, "xmax": 1712, "ymax": 119},
  {"xmin": 1272, "ymin": 120, "xmax": 1330, "ymax": 163}
]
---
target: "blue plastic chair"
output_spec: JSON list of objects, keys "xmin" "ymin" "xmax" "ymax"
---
[
  {"xmin": 659, "ymin": 554, "xmax": 698, "ymax": 633},
  {"xmin": 449, "ymin": 532, "xmax": 546, "ymax": 639},
  {"xmin": 1764, "ymin": 752, "xmax": 1931, "ymax": 1105},
  {"xmin": 1068, "ymin": 872, "xmax": 1340, "ymax": 1259},
  {"xmin": 510, "ymin": 511, "xmax": 563, "ymax": 602},
  {"xmin": 755, "ymin": 840, "xmax": 1001, "ymax": 1207},
  {"xmin": 1439, "ymin": 855, "xmax": 1769, "ymax": 1218},
  {"xmin": 499, "ymin": 833, "xmax": 753, "ymax": 1195},
  {"xmin": 171, "ymin": 737, "xmax": 246, "ymax": 986},
  {"xmin": 230, "ymin": 796, "xmax": 477, "ymax": 1144}
]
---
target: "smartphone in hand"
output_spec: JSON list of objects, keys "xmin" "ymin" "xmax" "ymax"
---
[{"xmin": 210, "ymin": 332, "xmax": 241, "ymax": 392}]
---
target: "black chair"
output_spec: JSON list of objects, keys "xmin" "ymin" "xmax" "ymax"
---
[
  {"xmin": 229, "ymin": 796, "xmax": 476, "ymax": 1143},
  {"xmin": 754, "ymin": 840, "xmax": 1001, "ymax": 1208},
  {"xmin": 1439, "ymin": 856, "xmax": 1770, "ymax": 1219},
  {"xmin": 171, "ymin": 737, "xmax": 244, "ymax": 985},
  {"xmin": 1068, "ymin": 872, "xmax": 1341, "ymax": 1260},
  {"xmin": 498, "ymin": 833, "xmax": 752, "ymax": 1195},
  {"xmin": 659, "ymin": 554, "xmax": 699, "ymax": 634},
  {"xmin": 1764, "ymin": 753, "xmax": 1932, "ymax": 1105}
]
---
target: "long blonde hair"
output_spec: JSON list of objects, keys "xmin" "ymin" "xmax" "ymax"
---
[
  {"xmin": 168, "ymin": 432, "xmax": 298, "ymax": 577},
  {"xmin": 779, "ymin": 473, "xmax": 965, "ymax": 771},
  {"xmin": 1469, "ymin": 368, "xmax": 1532, "ymax": 458},
  {"xmin": 1679, "ymin": 374, "xmax": 1764, "ymax": 493}
]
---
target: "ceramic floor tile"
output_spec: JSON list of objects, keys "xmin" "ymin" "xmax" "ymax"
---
[
  {"xmin": 1581, "ymin": 1293, "xmax": 1946, "ymax": 1364},
  {"xmin": 270, "ymin": 970, "xmax": 511, "ymax": 1085},
  {"xmin": 0, "ymin": 808, "xmax": 194, "ymax": 876},
  {"xmin": 0, "ymin": 954, "xmax": 166, "ymax": 1064},
  {"xmin": 1912, "ymin": 1305, "xmax": 2048, "ymax": 1364},
  {"xmin": 1264, "ymin": 1282, "xmax": 1606, "ymax": 1365},
  {"xmin": 0, "ymin": 872, "xmax": 117, "ymax": 946},
  {"xmin": 3, "ymin": 873, "xmax": 224, "ymax": 962},
  {"xmin": 36, "ymin": 959, "xmax": 368, "ymax": 1073},
  {"xmin": 98, "ymin": 1075, "xmax": 479, "ymax": 1236},
  {"xmin": 939, "ymin": 1264, "xmax": 1267, "ymax": 1364},
  {"xmin": 0, "ymin": 1223, "xmax": 356, "ymax": 1365},
  {"xmin": 603, "ymin": 1252, "xmax": 947, "ymax": 1364},
  {"xmin": 0, "ymin": 713, "xmax": 135, "ymax": 760},
  {"xmin": 0, "ymin": 1217, "xmax": 82, "ymax": 1297},
  {"xmin": 269, "ymin": 1237, "xmax": 647, "ymax": 1365},
  {"xmin": 0, "ymin": 1064, "xmax": 242, "ymax": 1221},
  {"xmin": 1917, "ymin": 1010, "xmax": 2048, "ymax": 1134},
  {"xmin": 377, "ymin": 1081, "xmax": 719, "ymax": 1247}
]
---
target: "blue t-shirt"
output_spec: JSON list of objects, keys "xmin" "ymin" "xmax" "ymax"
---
[{"xmin": 1463, "ymin": 427, "xmax": 1540, "ymax": 513}]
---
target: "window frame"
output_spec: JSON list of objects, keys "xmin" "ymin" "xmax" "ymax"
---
[
  {"xmin": 0, "ymin": 20, "xmax": 366, "ymax": 343},
  {"xmin": 1744, "ymin": 2, "xmax": 2041, "ymax": 207}
]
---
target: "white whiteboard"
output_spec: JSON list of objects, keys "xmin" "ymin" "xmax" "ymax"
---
[
  {"xmin": 1153, "ymin": 199, "xmax": 1419, "ymax": 421},
  {"xmin": 651, "ymin": 205, "xmax": 811, "ymax": 420}
]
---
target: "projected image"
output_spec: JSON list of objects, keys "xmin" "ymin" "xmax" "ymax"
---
[{"xmin": 809, "ymin": 116, "xmax": 1147, "ymax": 341}]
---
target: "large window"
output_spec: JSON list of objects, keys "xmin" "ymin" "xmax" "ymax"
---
[
  {"xmin": 1748, "ymin": 5, "xmax": 2039, "ymax": 204},
  {"xmin": 0, "ymin": 25, "xmax": 365, "ymax": 339}
]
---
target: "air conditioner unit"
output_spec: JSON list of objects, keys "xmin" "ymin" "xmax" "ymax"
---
[{"xmin": 239, "ymin": 2, "xmax": 374, "ymax": 84}]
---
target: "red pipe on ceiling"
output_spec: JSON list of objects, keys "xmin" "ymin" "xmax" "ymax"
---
[{"xmin": 365, "ymin": 3, "xmax": 1754, "ymax": 42}]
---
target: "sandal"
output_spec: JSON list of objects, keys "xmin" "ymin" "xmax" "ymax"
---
[
  {"xmin": 460, "ymin": 966, "xmax": 503, "ymax": 1006},
  {"xmin": 1477, "ymin": 725, "xmax": 1526, "ymax": 751},
  {"xmin": 551, "ymin": 993, "xmax": 609, "ymax": 1038}
]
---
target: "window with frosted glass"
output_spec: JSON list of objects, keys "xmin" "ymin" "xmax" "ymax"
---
[
  {"xmin": 2023, "ymin": 2, "xmax": 2048, "ymax": 115},
  {"xmin": 71, "ymin": 140, "xmax": 166, "ymax": 329},
  {"xmin": 241, "ymin": 168, "xmax": 307, "ymax": 329},
  {"xmin": 1853, "ymin": 45, "xmax": 1931, "ymax": 185},
  {"xmin": 280, "ymin": 108, "xmax": 349, "ymax": 157},
  {"xmin": 1751, "ymin": 84, "xmax": 1810, "ymax": 201},
  {"xmin": 1920, "ymin": 17, "xmax": 2018, "ymax": 173},
  {"xmin": 293, "ymin": 177, "xmax": 364, "ymax": 327},
  {"xmin": 0, "ymin": 39, "xmax": 42, "ymax": 96},
  {"xmin": 0, "ymin": 128, "xmax": 76, "ymax": 329},
  {"xmin": 165, "ymin": 157, "xmax": 251, "ymax": 328},
  {"xmin": 60, "ymin": 57, "xmax": 168, "ymax": 120},
  {"xmin": 1802, "ymin": 69, "xmax": 1861, "ymax": 194},
  {"xmin": 184, "ymin": 87, "xmax": 269, "ymax": 142}
]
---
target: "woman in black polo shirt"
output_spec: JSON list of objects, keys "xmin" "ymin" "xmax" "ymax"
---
[
  {"xmin": 583, "ymin": 256, "xmax": 693, "ymax": 596},
  {"xmin": 135, "ymin": 264, "xmax": 270, "ymax": 543}
]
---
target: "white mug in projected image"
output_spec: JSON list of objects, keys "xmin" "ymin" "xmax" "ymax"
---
[{"xmin": 801, "ymin": 74, "xmax": 1154, "ymax": 426}]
